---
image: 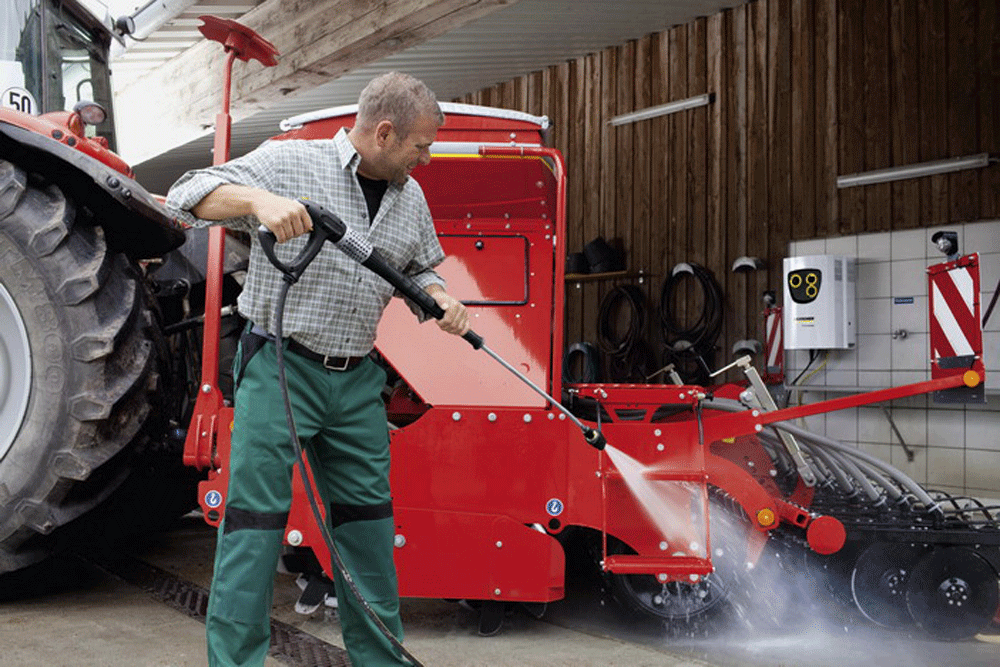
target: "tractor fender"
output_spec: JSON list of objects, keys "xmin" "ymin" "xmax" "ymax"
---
[
  {"xmin": 0, "ymin": 120, "xmax": 185, "ymax": 259},
  {"xmin": 704, "ymin": 452, "xmax": 778, "ymax": 534}
]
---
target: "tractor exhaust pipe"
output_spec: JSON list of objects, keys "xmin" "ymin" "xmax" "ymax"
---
[{"xmin": 257, "ymin": 199, "xmax": 606, "ymax": 450}]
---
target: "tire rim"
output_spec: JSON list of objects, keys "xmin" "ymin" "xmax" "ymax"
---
[{"xmin": 0, "ymin": 281, "xmax": 31, "ymax": 462}]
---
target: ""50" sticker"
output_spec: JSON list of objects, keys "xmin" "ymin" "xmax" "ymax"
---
[{"xmin": 2, "ymin": 87, "xmax": 38, "ymax": 115}]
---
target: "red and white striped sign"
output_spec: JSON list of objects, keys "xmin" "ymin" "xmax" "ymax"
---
[{"xmin": 928, "ymin": 253, "xmax": 983, "ymax": 379}]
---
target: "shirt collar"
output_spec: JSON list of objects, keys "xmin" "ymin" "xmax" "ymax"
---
[
  {"xmin": 332, "ymin": 126, "xmax": 408, "ymax": 189},
  {"xmin": 333, "ymin": 126, "xmax": 362, "ymax": 172}
]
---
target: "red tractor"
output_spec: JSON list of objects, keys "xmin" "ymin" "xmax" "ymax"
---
[
  {"xmin": 0, "ymin": 0, "xmax": 190, "ymax": 580},
  {"xmin": 0, "ymin": 5, "xmax": 997, "ymax": 641}
]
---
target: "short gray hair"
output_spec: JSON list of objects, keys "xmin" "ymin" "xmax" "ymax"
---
[{"xmin": 356, "ymin": 72, "xmax": 444, "ymax": 138}]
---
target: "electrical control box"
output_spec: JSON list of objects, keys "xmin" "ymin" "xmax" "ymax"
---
[{"xmin": 783, "ymin": 255, "xmax": 856, "ymax": 349}]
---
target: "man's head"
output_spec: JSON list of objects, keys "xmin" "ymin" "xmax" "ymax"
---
[{"xmin": 351, "ymin": 72, "xmax": 444, "ymax": 184}]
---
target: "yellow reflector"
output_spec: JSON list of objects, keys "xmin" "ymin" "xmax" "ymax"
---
[{"xmin": 757, "ymin": 508, "xmax": 776, "ymax": 527}]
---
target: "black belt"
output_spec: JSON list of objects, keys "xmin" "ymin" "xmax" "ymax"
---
[{"xmin": 249, "ymin": 325, "xmax": 365, "ymax": 372}]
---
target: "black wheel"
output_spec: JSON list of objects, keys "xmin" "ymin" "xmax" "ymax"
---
[
  {"xmin": 850, "ymin": 542, "xmax": 929, "ymax": 628},
  {"xmin": 906, "ymin": 546, "xmax": 1000, "ymax": 640},
  {"xmin": 0, "ymin": 160, "xmax": 167, "ymax": 575},
  {"xmin": 609, "ymin": 557, "xmax": 733, "ymax": 625},
  {"xmin": 606, "ymin": 504, "xmax": 747, "ymax": 632},
  {"xmin": 817, "ymin": 539, "xmax": 867, "ymax": 607}
]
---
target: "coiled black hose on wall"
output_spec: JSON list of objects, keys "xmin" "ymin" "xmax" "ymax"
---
[
  {"xmin": 562, "ymin": 341, "xmax": 602, "ymax": 384},
  {"xmin": 596, "ymin": 284, "xmax": 655, "ymax": 383},
  {"xmin": 659, "ymin": 263, "xmax": 724, "ymax": 385}
]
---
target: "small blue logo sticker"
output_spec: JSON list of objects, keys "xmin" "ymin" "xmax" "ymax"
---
[
  {"xmin": 204, "ymin": 490, "xmax": 223, "ymax": 509},
  {"xmin": 546, "ymin": 498, "xmax": 564, "ymax": 517}
]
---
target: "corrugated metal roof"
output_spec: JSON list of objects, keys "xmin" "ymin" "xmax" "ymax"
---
[
  {"xmin": 118, "ymin": 0, "xmax": 743, "ymax": 193},
  {"xmin": 110, "ymin": 0, "xmax": 266, "ymax": 87}
]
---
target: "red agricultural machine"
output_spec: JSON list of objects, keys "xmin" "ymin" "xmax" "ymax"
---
[{"xmin": 0, "ymin": 3, "xmax": 997, "ymax": 643}]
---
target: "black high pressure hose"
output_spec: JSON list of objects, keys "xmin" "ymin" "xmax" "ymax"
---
[
  {"xmin": 255, "ymin": 199, "xmax": 609, "ymax": 665},
  {"xmin": 261, "ymin": 234, "xmax": 425, "ymax": 667}
]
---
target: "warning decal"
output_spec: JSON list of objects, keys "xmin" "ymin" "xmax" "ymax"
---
[
  {"xmin": 928, "ymin": 255, "xmax": 981, "ymax": 362},
  {"xmin": 927, "ymin": 253, "xmax": 984, "ymax": 403}
]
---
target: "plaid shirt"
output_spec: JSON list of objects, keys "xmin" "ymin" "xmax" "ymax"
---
[{"xmin": 165, "ymin": 128, "xmax": 445, "ymax": 357}]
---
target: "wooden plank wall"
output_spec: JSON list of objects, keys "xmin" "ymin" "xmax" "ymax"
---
[{"xmin": 455, "ymin": 0, "xmax": 1000, "ymax": 383}]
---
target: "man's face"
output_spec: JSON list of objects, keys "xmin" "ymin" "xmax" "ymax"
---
[{"xmin": 380, "ymin": 112, "xmax": 440, "ymax": 184}]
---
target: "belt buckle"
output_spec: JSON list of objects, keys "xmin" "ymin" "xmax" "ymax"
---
[{"xmin": 323, "ymin": 355, "xmax": 350, "ymax": 371}]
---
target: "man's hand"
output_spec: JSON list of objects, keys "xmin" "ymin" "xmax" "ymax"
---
[
  {"xmin": 252, "ymin": 192, "xmax": 313, "ymax": 243},
  {"xmin": 192, "ymin": 185, "xmax": 312, "ymax": 243},
  {"xmin": 426, "ymin": 285, "xmax": 470, "ymax": 336}
]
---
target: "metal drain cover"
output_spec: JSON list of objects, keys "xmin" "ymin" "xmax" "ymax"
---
[{"xmin": 90, "ymin": 556, "xmax": 351, "ymax": 667}]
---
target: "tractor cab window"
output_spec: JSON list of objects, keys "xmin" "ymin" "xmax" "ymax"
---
[{"xmin": 1, "ymin": 0, "xmax": 116, "ymax": 149}]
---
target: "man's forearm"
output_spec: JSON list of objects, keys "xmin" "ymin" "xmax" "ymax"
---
[
  {"xmin": 191, "ymin": 184, "xmax": 265, "ymax": 220},
  {"xmin": 192, "ymin": 186, "xmax": 313, "ymax": 243}
]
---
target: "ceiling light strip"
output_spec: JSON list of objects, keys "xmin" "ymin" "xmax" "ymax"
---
[
  {"xmin": 837, "ymin": 153, "xmax": 993, "ymax": 188},
  {"xmin": 608, "ymin": 93, "xmax": 715, "ymax": 126}
]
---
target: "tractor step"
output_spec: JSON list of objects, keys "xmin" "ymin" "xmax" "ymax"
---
[{"xmin": 604, "ymin": 554, "xmax": 713, "ymax": 577}]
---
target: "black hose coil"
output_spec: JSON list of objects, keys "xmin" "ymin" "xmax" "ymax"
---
[
  {"xmin": 659, "ymin": 263, "xmax": 724, "ymax": 384},
  {"xmin": 597, "ymin": 284, "xmax": 647, "ymax": 359},
  {"xmin": 562, "ymin": 341, "xmax": 602, "ymax": 383}
]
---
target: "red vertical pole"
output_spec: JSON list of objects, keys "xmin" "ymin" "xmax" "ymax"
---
[
  {"xmin": 184, "ymin": 48, "xmax": 237, "ymax": 469},
  {"xmin": 201, "ymin": 49, "xmax": 237, "ymax": 388}
]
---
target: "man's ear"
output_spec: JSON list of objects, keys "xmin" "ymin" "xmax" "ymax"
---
[{"xmin": 375, "ymin": 120, "xmax": 394, "ymax": 147}]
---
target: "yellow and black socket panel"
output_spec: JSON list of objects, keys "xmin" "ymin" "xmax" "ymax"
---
[{"xmin": 787, "ymin": 268, "xmax": 822, "ymax": 304}]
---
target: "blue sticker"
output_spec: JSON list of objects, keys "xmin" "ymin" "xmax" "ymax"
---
[
  {"xmin": 546, "ymin": 498, "xmax": 564, "ymax": 517},
  {"xmin": 204, "ymin": 490, "xmax": 223, "ymax": 509}
]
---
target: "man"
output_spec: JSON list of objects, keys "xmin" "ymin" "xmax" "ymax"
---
[{"xmin": 166, "ymin": 72, "xmax": 468, "ymax": 667}]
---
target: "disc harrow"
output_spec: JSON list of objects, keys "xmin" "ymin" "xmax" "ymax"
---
[{"xmin": 747, "ymin": 413, "xmax": 1000, "ymax": 640}]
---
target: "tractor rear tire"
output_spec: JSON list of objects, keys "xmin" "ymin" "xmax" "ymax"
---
[{"xmin": 0, "ymin": 160, "xmax": 165, "ymax": 575}]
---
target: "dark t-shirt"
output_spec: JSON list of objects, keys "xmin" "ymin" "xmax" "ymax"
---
[{"xmin": 356, "ymin": 172, "xmax": 389, "ymax": 225}]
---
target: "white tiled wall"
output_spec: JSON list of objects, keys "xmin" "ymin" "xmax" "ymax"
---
[{"xmin": 784, "ymin": 220, "xmax": 1000, "ymax": 499}]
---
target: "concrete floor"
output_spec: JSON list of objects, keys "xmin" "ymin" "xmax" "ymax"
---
[{"xmin": 0, "ymin": 515, "xmax": 998, "ymax": 667}]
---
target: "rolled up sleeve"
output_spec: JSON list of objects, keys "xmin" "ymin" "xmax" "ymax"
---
[
  {"xmin": 164, "ymin": 141, "xmax": 283, "ymax": 231},
  {"xmin": 399, "ymin": 205, "xmax": 446, "ymax": 320}
]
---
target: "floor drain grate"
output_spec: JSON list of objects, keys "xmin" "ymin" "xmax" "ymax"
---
[{"xmin": 89, "ymin": 556, "xmax": 351, "ymax": 667}]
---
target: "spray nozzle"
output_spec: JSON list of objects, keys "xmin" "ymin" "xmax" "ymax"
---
[{"xmin": 584, "ymin": 428, "xmax": 606, "ymax": 450}]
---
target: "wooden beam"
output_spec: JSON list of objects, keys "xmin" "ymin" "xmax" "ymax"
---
[{"xmin": 116, "ymin": 0, "xmax": 518, "ymax": 164}]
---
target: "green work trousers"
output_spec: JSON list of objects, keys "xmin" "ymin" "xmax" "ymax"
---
[{"xmin": 206, "ymin": 331, "xmax": 408, "ymax": 666}]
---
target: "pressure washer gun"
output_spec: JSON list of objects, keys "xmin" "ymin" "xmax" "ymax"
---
[{"xmin": 257, "ymin": 198, "xmax": 607, "ymax": 450}]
